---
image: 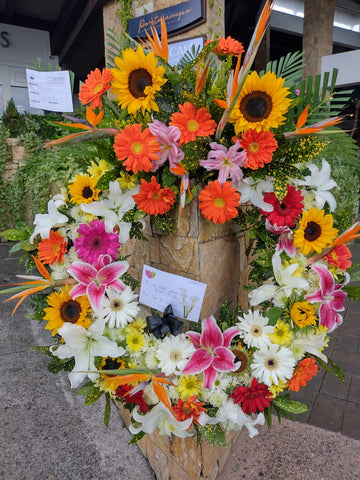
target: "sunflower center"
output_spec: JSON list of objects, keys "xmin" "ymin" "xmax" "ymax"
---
[
  {"xmin": 266, "ymin": 357, "xmax": 279, "ymax": 370},
  {"xmin": 214, "ymin": 197, "xmax": 225, "ymax": 207},
  {"xmin": 170, "ymin": 350, "xmax": 182, "ymax": 362},
  {"xmin": 304, "ymin": 221, "xmax": 322, "ymax": 241},
  {"xmin": 248, "ymin": 141, "xmax": 260, "ymax": 153},
  {"xmin": 187, "ymin": 119, "xmax": 199, "ymax": 132},
  {"xmin": 82, "ymin": 186, "xmax": 94, "ymax": 199},
  {"xmin": 110, "ymin": 299, "xmax": 124, "ymax": 311},
  {"xmin": 132, "ymin": 142, "xmax": 144, "ymax": 154},
  {"xmin": 250, "ymin": 325, "xmax": 262, "ymax": 337},
  {"xmin": 240, "ymin": 91, "xmax": 273, "ymax": 123},
  {"xmin": 128, "ymin": 68, "xmax": 153, "ymax": 98},
  {"xmin": 90, "ymin": 236, "xmax": 103, "ymax": 250},
  {"xmin": 60, "ymin": 300, "xmax": 82, "ymax": 323}
]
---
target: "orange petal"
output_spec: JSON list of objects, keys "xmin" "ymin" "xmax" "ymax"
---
[
  {"xmin": 152, "ymin": 376, "xmax": 175, "ymax": 386},
  {"xmin": 152, "ymin": 381, "xmax": 174, "ymax": 414},
  {"xmin": 296, "ymin": 105, "xmax": 309, "ymax": 130},
  {"xmin": 108, "ymin": 373, "xmax": 150, "ymax": 385},
  {"xmin": 33, "ymin": 256, "xmax": 52, "ymax": 281},
  {"xmin": 213, "ymin": 99, "xmax": 229, "ymax": 109},
  {"xmin": 254, "ymin": 0, "xmax": 273, "ymax": 44}
]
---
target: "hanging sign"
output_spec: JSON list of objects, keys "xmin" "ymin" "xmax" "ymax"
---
[
  {"xmin": 129, "ymin": 0, "xmax": 206, "ymax": 39},
  {"xmin": 26, "ymin": 69, "xmax": 73, "ymax": 112}
]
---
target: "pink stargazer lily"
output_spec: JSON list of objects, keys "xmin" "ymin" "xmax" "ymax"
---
[
  {"xmin": 182, "ymin": 316, "xmax": 241, "ymax": 388},
  {"xmin": 68, "ymin": 254, "xmax": 129, "ymax": 310},
  {"xmin": 306, "ymin": 263, "xmax": 347, "ymax": 332}
]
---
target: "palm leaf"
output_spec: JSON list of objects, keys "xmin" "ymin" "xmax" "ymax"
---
[
  {"xmin": 262, "ymin": 51, "xmax": 305, "ymax": 86},
  {"xmin": 177, "ymin": 43, "xmax": 203, "ymax": 69}
]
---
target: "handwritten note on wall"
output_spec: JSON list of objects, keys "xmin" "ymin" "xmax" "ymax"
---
[
  {"xmin": 26, "ymin": 69, "xmax": 73, "ymax": 112},
  {"xmin": 139, "ymin": 265, "xmax": 207, "ymax": 322}
]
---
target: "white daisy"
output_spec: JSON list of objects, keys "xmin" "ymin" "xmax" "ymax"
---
[
  {"xmin": 237, "ymin": 310, "xmax": 274, "ymax": 349},
  {"xmin": 156, "ymin": 334, "xmax": 195, "ymax": 376},
  {"xmin": 251, "ymin": 344, "xmax": 296, "ymax": 386},
  {"xmin": 95, "ymin": 286, "xmax": 139, "ymax": 328}
]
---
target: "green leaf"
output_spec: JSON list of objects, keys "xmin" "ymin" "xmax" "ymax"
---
[
  {"xmin": 104, "ymin": 392, "xmax": 111, "ymax": 427},
  {"xmin": 96, "ymin": 169, "xmax": 120, "ymax": 190},
  {"xmin": 196, "ymin": 424, "xmax": 227, "ymax": 447},
  {"xmin": 0, "ymin": 229, "xmax": 29, "ymax": 241},
  {"xmin": 31, "ymin": 345, "xmax": 52, "ymax": 357},
  {"xmin": 273, "ymin": 394, "xmax": 308, "ymax": 414},
  {"xmin": 84, "ymin": 386, "xmax": 104, "ymax": 406},
  {"xmin": 266, "ymin": 307, "xmax": 283, "ymax": 325},
  {"xmin": 327, "ymin": 358, "xmax": 345, "ymax": 384},
  {"xmin": 263, "ymin": 406, "xmax": 273, "ymax": 429},
  {"xmin": 8, "ymin": 241, "xmax": 23, "ymax": 253},
  {"xmin": 129, "ymin": 431, "xmax": 145, "ymax": 444},
  {"xmin": 343, "ymin": 285, "xmax": 360, "ymax": 302},
  {"xmin": 76, "ymin": 381, "xmax": 94, "ymax": 397},
  {"xmin": 348, "ymin": 270, "xmax": 360, "ymax": 283}
]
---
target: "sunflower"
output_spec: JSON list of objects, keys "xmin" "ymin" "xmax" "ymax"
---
[
  {"xmin": 290, "ymin": 301, "xmax": 317, "ymax": 328},
  {"xmin": 68, "ymin": 173, "xmax": 100, "ymax": 205},
  {"xmin": 78, "ymin": 68, "xmax": 113, "ymax": 110},
  {"xmin": 293, "ymin": 208, "xmax": 338, "ymax": 256},
  {"xmin": 43, "ymin": 284, "xmax": 91, "ymax": 336},
  {"xmin": 111, "ymin": 45, "xmax": 167, "ymax": 114},
  {"xmin": 198, "ymin": 180, "xmax": 240, "ymax": 224},
  {"xmin": 230, "ymin": 71, "xmax": 291, "ymax": 133}
]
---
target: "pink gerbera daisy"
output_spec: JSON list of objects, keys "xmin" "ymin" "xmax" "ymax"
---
[{"xmin": 74, "ymin": 219, "xmax": 120, "ymax": 264}]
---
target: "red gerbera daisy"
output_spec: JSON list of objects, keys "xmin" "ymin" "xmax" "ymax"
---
[
  {"xmin": 78, "ymin": 68, "xmax": 113, "ymax": 110},
  {"xmin": 115, "ymin": 384, "xmax": 149, "ymax": 413},
  {"xmin": 37, "ymin": 230, "xmax": 68, "ymax": 266},
  {"xmin": 169, "ymin": 102, "xmax": 216, "ymax": 145},
  {"xmin": 133, "ymin": 176, "xmax": 176, "ymax": 215},
  {"xmin": 114, "ymin": 124, "xmax": 160, "ymax": 174},
  {"xmin": 324, "ymin": 244, "xmax": 352, "ymax": 271},
  {"xmin": 287, "ymin": 357, "xmax": 318, "ymax": 392},
  {"xmin": 173, "ymin": 395, "xmax": 206, "ymax": 425},
  {"xmin": 261, "ymin": 185, "xmax": 304, "ymax": 228},
  {"xmin": 230, "ymin": 378, "xmax": 273, "ymax": 414},
  {"xmin": 239, "ymin": 129, "xmax": 278, "ymax": 170},
  {"xmin": 198, "ymin": 180, "xmax": 240, "ymax": 224}
]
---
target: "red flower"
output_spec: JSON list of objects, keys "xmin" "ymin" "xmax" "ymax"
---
[
  {"xmin": 261, "ymin": 185, "xmax": 304, "ymax": 228},
  {"xmin": 78, "ymin": 68, "xmax": 113, "ymax": 110},
  {"xmin": 230, "ymin": 378, "xmax": 273, "ymax": 414},
  {"xmin": 324, "ymin": 244, "xmax": 352, "ymax": 271},
  {"xmin": 173, "ymin": 395, "xmax": 206, "ymax": 425},
  {"xmin": 115, "ymin": 384, "xmax": 149, "ymax": 413},
  {"xmin": 169, "ymin": 102, "xmax": 216, "ymax": 145},
  {"xmin": 133, "ymin": 176, "xmax": 176, "ymax": 215}
]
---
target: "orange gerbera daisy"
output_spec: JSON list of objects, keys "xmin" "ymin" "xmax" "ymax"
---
[
  {"xmin": 78, "ymin": 68, "xmax": 113, "ymax": 110},
  {"xmin": 132, "ymin": 176, "xmax": 176, "ymax": 215},
  {"xmin": 206, "ymin": 36, "xmax": 245, "ymax": 56},
  {"xmin": 37, "ymin": 230, "xmax": 68, "ymax": 266},
  {"xmin": 287, "ymin": 357, "xmax": 318, "ymax": 392},
  {"xmin": 113, "ymin": 124, "xmax": 160, "ymax": 174},
  {"xmin": 238, "ymin": 129, "xmax": 278, "ymax": 169},
  {"xmin": 198, "ymin": 180, "xmax": 240, "ymax": 224},
  {"xmin": 324, "ymin": 244, "xmax": 352, "ymax": 271},
  {"xmin": 169, "ymin": 102, "xmax": 216, "ymax": 145}
]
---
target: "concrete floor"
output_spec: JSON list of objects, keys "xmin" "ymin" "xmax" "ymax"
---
[{"xmin": 1, "ymin": 242, "xmax": 360, "ymax": 480}]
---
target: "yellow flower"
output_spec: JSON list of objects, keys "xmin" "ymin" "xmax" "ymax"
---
[
  {"xmin": 68, "ymin": 173, "xmax": 100, "ymax": 205},
  {"xmin": 87, "ymin": 159, "xmax": 112, "ymax": 182},
  {"xmin": 290, "ymin": 301, "xmax": 317, "ymax": 328},
  {"xmin": 126, "ymin": 329, "xmax": 145, "ymax": 352},
  {"xmin": 111, "ymin": 45, "xmax": 167, "ymax": 115},
  {"xmin": 293, "ymin": 208, "xmax": 338, "ymax": 256},
  {"xmin": 98, "ymin": 356, "xmax": 126, "ymax": 392},
  {"xmin": 118, "ymin": 172, "xmax": 138, "ymax": 190},
  {"xmin": 125, "ymin": 317, "xmax": 147, "ymax": 334},
  {"xmin": 268, "ymin": 379, "xmax": 287, "ymax": 397},
  {"xmin": 268, "ymin": 320, "xmax": 293, "ymax": 345},
  {"xmin": 177, "ymin": 375, "xmax": 203, "ymax": 400},
  {"xmin": 43, "ymin": 285, "xmax": 91, "ymax": 336},
  {"xmin": 229, "ymin": 71, "xmax": 291, "ymax": 133}
]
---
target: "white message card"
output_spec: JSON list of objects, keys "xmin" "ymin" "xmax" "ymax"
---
[
  {"xmin": 139, "ymin": 265, "xmax": 207, "ymax": 322},
  {"xmin": 26, "ymin": 69, "xmax": 73, "ymax": 112}
]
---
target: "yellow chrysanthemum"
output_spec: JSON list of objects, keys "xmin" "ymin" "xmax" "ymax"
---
[
  {"xmin": 268, "ymin": 379, "xmax": 287, "ymax": 397},
  {"xmin": 290, "ymin": 301, "xmax": 317, "ymax": 328},
  {"xmin": 177, "ymin": 375, "xmax": 203, "ymax": 400},
  {"xmin": 125, "ymin": 317, "xmax": 147, "ymax": 333},
  {"xmin": 268, "ymin": 320, "xmax": 293, "ymax": 345},
  {"xmin": 43, "ymin": 284, "xmax": 91, "ymax": 336},
  {"xmin": 68, "ymin": 173, "xmax": 100, "ymax": 205},
  {"xmin": 118, "ymin": 172, "xmax": 138, "ymax": 190},
  {"xmin": 230, "ymin": 71, "xmax": 291, "ymax": 133},
  {"xmin": 293, "ymin": 208, "xmax": 338, "ymax": 256},
  {"xmin": 111, "ymin": 45, "xmax": 167, "ymax": 115},
  {"xmin": 126, "ymin": 329, "xmax": 145, "ymax": 352},
  {"xmin": 87, "ymin": 159, "xmax": 112, "ymax": 182}
]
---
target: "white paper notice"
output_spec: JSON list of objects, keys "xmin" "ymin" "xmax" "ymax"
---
[
  {"xmin": 26, "ymin": 69, "xmax": 73, "ymax": 112},
  {"xmin": 139, "ymin": 265, "xmax": 207, "ymax": 322}
]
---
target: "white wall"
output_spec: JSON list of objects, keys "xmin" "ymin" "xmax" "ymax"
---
[{"xmin": 321, "ymin": 49, "xmax": 360, "ymax": 87}]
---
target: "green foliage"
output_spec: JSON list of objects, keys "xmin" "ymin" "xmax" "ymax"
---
[
  {"xmin": 31, "ymin": 345, "xmax": 75, "ymax": 373},
  {"xmin": 2, "ymin": 99, "xmax": 26, "ymax": 137},
  {"xmin": 152, "ymin": 213, "xmax": 174, "ymax": 235},
  {"xmin": 218, "ymin": 302, "xmax": 242, "ymax": 330},
  {"xmin": 196, "ymin": 423, "xmax": 227, "ymax": 447},
  {"xmin": 273, "ymin": 394, "xmax": 308, "ymax": 414},
  {"xmin": 262, "ymin": 50, "xmax": 305, "ymax": 87},
  {"xmin": 314, "ymin": 355, "xmax": 345, "ymax": 383}
]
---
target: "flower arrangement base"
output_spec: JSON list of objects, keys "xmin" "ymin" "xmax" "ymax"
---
[{"xmin": 116, "ymin": 404, "xmax": 240, "ymax": 480}]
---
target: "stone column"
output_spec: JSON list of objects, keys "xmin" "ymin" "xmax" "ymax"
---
[{"xmin": 303, "ymin": 0, "xmax": 335, "ymax": 78}]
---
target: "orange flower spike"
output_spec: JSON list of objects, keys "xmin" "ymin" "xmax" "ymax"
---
[
  {"xmin": 32, "ymin": 255, "xmax": 52, "ymax": 281},
  {"xmin": 86, "ymin": 107, "xmax": 104, "ymax": 128},
  {"xmin": 145, "ymin": 17, "xmax": 168, "ymax": 61},
  {"xmin": 195, "ymin": 57, "xmax": 210, "ymax": 96},
  {"xmin": 296, "ymin": 104, "xmax": 310, "ymax": 131},
  {"xmin": 108, "ymin": 373, "xmax": 150, "ymax": 385},
  {"xmin": 152, "ymin": 380, "xmax": 175, "ymax": 414},
  {"xmin": 332, "ymin": 222, "xmax": 360, "ymax": 248},
  {"xmin": 254, "ymin": 0, "xmax": 274, "ymax": 44}
]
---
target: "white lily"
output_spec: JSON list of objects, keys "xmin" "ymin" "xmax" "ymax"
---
[
  {"xmin": 129, "ymin": 403, "xmax": 194, "ymax": 438},
  {"xmin": 249, "ymin": 253, "xmax": 309, "ymax": 306},
  {"xmin": 52, "ymin": 322, "xmax": 125, "ymax": 388},
  {"xmin": 238, "ymin": 176, "xmax": 274, "ymax": 211},
  {"xmin": 30, "ymin": 194, "xmax": 68, "ymax": 243},
  {"xmin": 81, "ymin": 181, "xmax": 139, "ymax": 243},
  {"xmin": 291, "ymin": 330, "xmax": 328, "ymax": 363},
  {"xmin": 296, "ymin": 159, "xmax": 337, "ymax": 211},
  {"xmin": 215, "ymin": 399, "xmax": 265, "ymax": 438}
]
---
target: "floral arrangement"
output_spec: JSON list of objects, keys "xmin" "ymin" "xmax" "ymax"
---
[{"xmin": 2, "ymin": 1, "xmax": 360, "ymax": 446}]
